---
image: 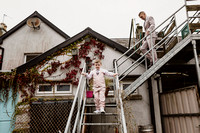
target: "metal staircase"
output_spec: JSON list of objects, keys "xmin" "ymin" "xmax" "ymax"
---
[
  {"xmin": 64, "ymin": 63, "xmax": 127, "ymax": 133},
  {"xmin": 115, "ymin": 0, "xmax": 200, "ymax": 99}
]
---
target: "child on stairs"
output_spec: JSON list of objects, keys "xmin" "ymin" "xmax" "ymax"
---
[{"xmin": 82, "ymin": 59, "xmax": 118, "ymax": 113}]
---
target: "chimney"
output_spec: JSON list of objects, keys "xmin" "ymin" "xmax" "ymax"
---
[{"xmin": 0, "ymin": 23, "xmax": 7, "ymax": 36}]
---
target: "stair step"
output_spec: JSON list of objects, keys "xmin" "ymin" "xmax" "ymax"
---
[
  {"xmin": 122, "ymin": 34, "xmax": 194, "ymax": 99},
  {"xmin": 85, "ymin": 104, "xmax": 117, "ymax": 107},
  {"xmin": 189, "ymin": 23, "xmax": 200, "ymax": 32},
  {"xmin": 86, "ymin": 97, "xmax": 116, "ymax": 104},
  {"xmin": 82, "ymin": 123, "xmax": 120, "ymax": 126},
  {"xmin": 186, "ymin": 5, "xmax": 200, "ymax": 11},
  {"xmin": 84, "ymin": 113, "xmax": 118, "ymax": 115}
]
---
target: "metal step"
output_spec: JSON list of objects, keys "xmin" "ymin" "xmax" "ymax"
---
[
  {"xmin": 189, "ymin": 23, "xmax": 200, "ymax": 32},
  {"xmin": 85, "ymin": 104, "xmax": 117, "ymax": 107},
  {"xmin": 81, "ymin": 123, "xmax": 120, "ymax": 126},
  {"xmin": 123, "ymin": 34, "xmax": 199, "ymax": 99},
  {"xmin": 86, "ymin": 97, "xmax": 116, "ymax": 104},
  {"xmin": 186, "ymin": 5, "xmax": 200, "ymax": 11},
  {"xmin": 84, "ymin": 113, "xmax": 118, "ymax": 115}
]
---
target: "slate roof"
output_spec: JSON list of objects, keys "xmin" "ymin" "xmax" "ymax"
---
[
  {"xmin": 16, "ymin": 27, "xmax": 141, "ymax": 73},
  {"xmin": 0, "ymin": 11, "xmax": 70, "ymax": 44}
]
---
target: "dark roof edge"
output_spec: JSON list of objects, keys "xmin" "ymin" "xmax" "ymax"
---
[
  {"xmin": 0, "ymin": 11, "xmax": 70, "ymax": 44},
  {"xmin": 16, "ymin": 27, "xmax": 141, "ymax": 73}
]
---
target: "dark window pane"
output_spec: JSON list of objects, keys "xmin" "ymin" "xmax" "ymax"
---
[
  {"xmin": 57, "ymin": 85, "xmax": 70, "ymax": 91},
  {"xmin": 123, "ymin": 84, "xmax": 130, "ymax": 90},
  {"xmin": 39, "ymin": 85, "xmax": 52, "ymax": 92},
  {"xmin": 26, "ymin": 54, "xmax": 40, "ymax": 62},
  {"xmin": 123, "ymin": 84, "xmax": 137, "ymax": 94}
]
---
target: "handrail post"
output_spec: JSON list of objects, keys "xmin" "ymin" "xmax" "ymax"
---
[
  {"xmin": 114, "ymin": 60, "xmax": 127, "ymax": 133},
  {"xmin": 150, "ymin": 33, "xmax": 155, "ymax": 64},
  {"xmin": 192, "ymin": 40, "xmax": 200, "ymax": 89},
  {"xmin": 185, "ymin": 2, "xmax": 192, "ymax": 35},
  {"xmin": 128, "ymin": 19, "xmax": 134, "ymax": 49},
  {"xmin": 174, "ymin": 15, "xmax": 179, "ymax": 43},
  {"xmin": 64, "ymin": 63, "xmax": 86, "ymax": 133},
  {"xmin": 145, "ymin": 57, "xmax": 148, "ymax": 70}
]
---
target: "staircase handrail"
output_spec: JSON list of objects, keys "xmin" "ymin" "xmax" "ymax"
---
[
  {"xmin": 119, "ymin": 18, "xmax": 189, "ymax": 80},
  {"xmin": 117, "ymin": 4, "xmax": 200, "ymax": 80},
  {"xmin": 119, "ymin": 18, "xmax": 192, "ymax": 81},
  {"xmin": 64, "ymin": 63, "xmax": 86, "ymax": 133},
  {"xmin": 114, "ymin": 60, "xmax": 127, "ymax": 133},
  {"xmin": 116, "ymin": 5, "xmax": 185, "ymax": 63}
]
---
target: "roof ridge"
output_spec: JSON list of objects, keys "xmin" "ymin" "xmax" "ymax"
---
[
  {"xmin": 16, "ymin": 27, "xmax": 141, "ymax": 73},
  {"xmin": 0, "ymin": 11, "xmax": 70, "ymax": 44}
]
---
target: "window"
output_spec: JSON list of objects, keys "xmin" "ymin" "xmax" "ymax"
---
[
  {"xmin": 122, "ymin": 82, "xmax": 138, "ymax": 95},
  {"xmin": 24, "ymin": 53, "xmax": 41, "ymax": 63},
  {"xmin": 56, "ymin": 85, "xmax": 71, "ymax": 93},
  {"xmin": 39, "ymin": 85, "xmax": 52, "ymax": 93},
  {"xmin": 36, "ymin": 84, "xmax": 72, "ymax": 96}
]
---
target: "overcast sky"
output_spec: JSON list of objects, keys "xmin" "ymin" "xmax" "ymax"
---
[{"xmin": 1, "ymin": 0, "xmax": 200, "ymax": 38}]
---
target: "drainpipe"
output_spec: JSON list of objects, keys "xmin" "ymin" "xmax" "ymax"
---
[
  {"xmin": 0, "ymin": 47, "xmax": 4, "ymax": 70},
  {"xmin": 147, "ymin": 79, "xmax": 156, "ymax": 133},
  {"xmin": 192, "ymin": 40, "xmax": 200, "ymax": 89}
]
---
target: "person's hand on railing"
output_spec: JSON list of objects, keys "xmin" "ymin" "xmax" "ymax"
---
[
  {"xmin": 113, "ymin": 73, "xmax": 118, "ymax": 77},
  {"xmin": 81, "ymin": 72, "xmax": 87, "ymax": 76}
]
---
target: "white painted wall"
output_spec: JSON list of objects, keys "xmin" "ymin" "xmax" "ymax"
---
[
  {"xmin": 1, "ymin": 21, "xmax": 66, "ymax": 70},
  {"xmin": 32, "ymin": 40, "xmax": 151, "ymax": 131}
]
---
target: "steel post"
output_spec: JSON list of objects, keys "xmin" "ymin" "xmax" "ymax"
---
[{"xmin": 192, "ymin": 40, "xmax": 200, "ymax": 88}]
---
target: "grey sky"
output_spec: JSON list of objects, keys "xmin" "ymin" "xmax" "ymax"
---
[{"xmin": 1, "ymin": 0, "xmax": 199, "ymax": 38}]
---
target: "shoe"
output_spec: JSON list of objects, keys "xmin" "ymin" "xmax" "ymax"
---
[
  {"xmin": 94, "ymin": 110, "xmax": 100, "ymax": 114},
  {"xmin": 148, "ymin": 62, "xmax": 153, "ymax": 68},
  {"xmin": 100, "ymin": 108, "xmax": 105, "ymax": 113}
]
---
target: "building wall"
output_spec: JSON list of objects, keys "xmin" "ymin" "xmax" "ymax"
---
[
  {"xmin": 100, "ymin": 46, "xmax": 146, "ymax": 75},
  {"xmin": 30, "ymin": 41, "xmax": 151, "ymax": 132},
  {"xmin": 1, "ymin": 21, "xmax": 66, "ymax": 70}
]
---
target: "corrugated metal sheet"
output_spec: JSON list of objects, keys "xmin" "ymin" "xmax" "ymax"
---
[{"xmin": 160, "ymin": 86, "xmax": 200, "ymax": 133}]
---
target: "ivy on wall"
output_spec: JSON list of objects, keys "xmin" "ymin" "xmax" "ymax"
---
[{"xmin": 0, "ymin": 35, "xmax": 105, "ymax": 103}]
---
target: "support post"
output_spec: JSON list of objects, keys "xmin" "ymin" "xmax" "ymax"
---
[
  {"xmin": 152, "ymin": 75, "xmax": 163, "ymax": 133},
  {"xmin": 192, "ymin": 40, "xmax": 200, "ymax": 89},
  {"xmin": 147, "ymin": 79, "xmax": 156, "ymax": 133},
  {"xmin": 128, "ymin": 19, "xmax": 134, "ymax": 49}
]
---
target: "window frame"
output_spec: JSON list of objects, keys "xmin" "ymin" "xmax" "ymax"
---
[
  {"xmin": 121, "ymin": 82, "xmax": 139, "ymax": 95},
  {"xmin": 55, "ymin": 84, "xmax": 72, "ymax": 94},
  {"xmin": 36, "ymin": 83, "xmax": 72, "ymax": 96},
  {"xmin": 24, "ymin": 53, "xmax": 41, "ymax": 63},
  {"xmin": 37, "ymin": 84, "xmax": 53, "ymax": 94}
]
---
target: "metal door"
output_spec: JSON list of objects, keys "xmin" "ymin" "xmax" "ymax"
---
[{"xmin": 160, "ymin": 86, "xmax": 200, "ymax": 133}]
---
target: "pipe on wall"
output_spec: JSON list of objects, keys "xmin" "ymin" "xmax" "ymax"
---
[{"xmin": 192, "ymin": 40, "xmax": 200, "ymax": 90}]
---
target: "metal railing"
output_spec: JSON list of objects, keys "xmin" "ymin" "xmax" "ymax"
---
[
  {"xmin": 114, "ymin": 60, "xmax": 127, "ymax": 133},
  {"xmin": 64, "ymin": 63, "xmax": 86, "ymax": 133},
  {"xmin": 116, "ymin": 4, "xmax": 200, "ymax": 81}
]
